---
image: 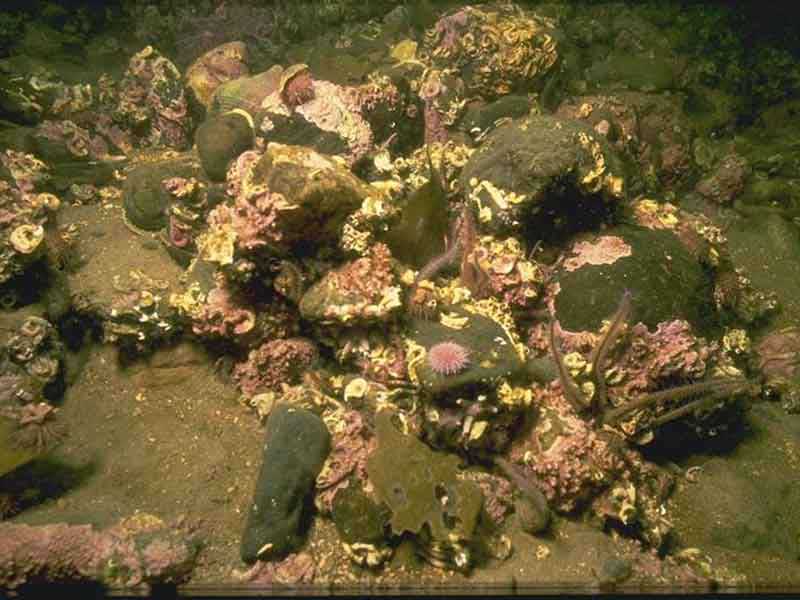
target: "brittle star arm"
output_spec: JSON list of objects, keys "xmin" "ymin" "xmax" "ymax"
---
[
  {"xmin": 588, "ymin": 289, "xmax": 633, "ymax": 416},
  {"xmin": 601, "ymin": 377, "xmax": 749, "ymax": 426},
  {"xmin": 549, "ymin": 317, "xmax": 589, "ymax": 413}
]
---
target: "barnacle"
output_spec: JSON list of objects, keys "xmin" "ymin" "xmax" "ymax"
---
[
  {"xmin": 9, "ymin": 224, "xmax": 45, "ymax": 255},
  {"xmin": 196, "ymin": 221, "xmax": 237, "ymax": 265}
]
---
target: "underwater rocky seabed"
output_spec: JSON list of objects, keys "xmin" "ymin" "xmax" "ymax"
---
[{"xmin": 1, "ymin": 0, "xmax": 800, "ymax": 592}]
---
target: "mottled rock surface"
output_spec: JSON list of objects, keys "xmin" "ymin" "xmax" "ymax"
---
[
  {"xmin": 554, "ymin": 225, "xmax": 713, "ymax": 333},
  {"xmin": 460, "ymin": 114, "xmax": 626, "ymax": 235}
]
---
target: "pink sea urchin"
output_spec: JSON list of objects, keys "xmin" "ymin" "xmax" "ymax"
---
[{"xmin": 427, "ymin": 341, "xmax": 470, "ymax": 376}]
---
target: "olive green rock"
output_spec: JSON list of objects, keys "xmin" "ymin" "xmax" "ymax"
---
[
  {"xmin": 409, "ymin": 305, "xmax": 525, "ymax": 395},
  {"xmin": 458, "ymin": 95, "xmax": 531, "ymax": 135},
  {"xmin": 122, "ymin": 155, "xmax": 201, "ymax": 231},
  {"xmin": 331, "ymin": 486, "xmax": 390, "ymax": 545},
  {"xmin": 195, "ymin": 111, "xmax": 254, "ymax": 181},
  {"xmin": 209, "ymin": 67, "xmax": 282, "ymax": 119}
]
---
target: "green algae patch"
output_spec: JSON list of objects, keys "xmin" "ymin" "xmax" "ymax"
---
[
  {"xmin": 366, "ymin": 410, "xmax": 482, "ymax": 541},
  {"xmin": 381, "ymin": 165, "xmax": 450, "ymax": 270}
]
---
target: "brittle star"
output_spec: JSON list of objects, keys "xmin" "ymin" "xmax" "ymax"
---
[{"xmin": 548, "ymin": 289, "xmax": 756, "ymax": 431}]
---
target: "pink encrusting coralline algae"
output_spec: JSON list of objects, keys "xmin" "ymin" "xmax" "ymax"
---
[
  {"xmin": 0, "ymin": 517, "xmax": 199, "ymax": 589},
  {"xmin": 233, "ymin": 337, "xmax": 318, "ymax": 397}
]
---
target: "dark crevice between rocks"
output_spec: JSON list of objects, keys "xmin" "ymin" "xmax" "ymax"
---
[
  {"xmin": 520, "ymin": 186, "xmax": 620, "ymax": 251},
  {"xmin": 639, "ymin": 399, "xmax": 754, "ymax": 465}
]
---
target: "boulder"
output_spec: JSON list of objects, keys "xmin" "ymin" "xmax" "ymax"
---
[{"xmin": 240, "ymin": 404, "xmax": 331, "ymax": 563}]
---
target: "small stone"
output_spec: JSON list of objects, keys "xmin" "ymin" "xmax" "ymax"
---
[
  {"xmin": 515, "ymin": 495, "xmax": 550, "ymax": 535},
  {"xmin": 331, "ymin": 486, "xmax": 389, "ymax": 545},
  {"xmin": 597, "ymin": 556, "xmax": 632, "ymax": 587}
]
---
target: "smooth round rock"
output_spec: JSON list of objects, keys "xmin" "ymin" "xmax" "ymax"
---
[{"xmin": 195, "ymin": 111, "xmax": 254, "ymax": 181}]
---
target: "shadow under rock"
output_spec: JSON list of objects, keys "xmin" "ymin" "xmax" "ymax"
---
[{"xmin": 0, "ymin": 456, "xmax": 99, "ymax": 517}]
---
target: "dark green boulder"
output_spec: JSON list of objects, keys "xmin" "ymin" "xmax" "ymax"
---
[
  {"xmin": 409, "ymin": 305, "xmax": 525, "ymax": 395},
  {"xmin": 554, "ymin": 224, "xmax": 714, "ymax": 334},
  {"xmin": 195, "ymin": 111, "xmax": 254, "ymax": 182},
  {"xmin": 240, "ymin": 404, "xmax": 331, "ymax": 563}
]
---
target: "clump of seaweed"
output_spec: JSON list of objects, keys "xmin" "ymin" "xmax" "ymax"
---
[{"xmin": 406, "ymin": 149, "xmax": 491, "ymax": 318}]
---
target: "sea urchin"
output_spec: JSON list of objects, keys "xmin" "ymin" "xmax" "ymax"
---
[{"xmin": 427, "ymin": 341, "xmax": 470, "ymax": 376}]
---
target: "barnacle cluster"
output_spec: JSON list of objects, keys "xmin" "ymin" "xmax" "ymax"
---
[
  {"xmin": 103, "ymin": 270, "xmax": 178, "ymax": 351},
  {"xmin": 0, "ymin": 162, "xmax": 59, "ymax": 286},
  {"xmin": 162, "ymin": 176, "xmax": 210, "ymax": 255},
  {"xmin": 0, "ymin": 316, "xmax": 66, "ymax": 478},
  {"xmin": 471, "ymin": 235, "xmax": 542, "ymax": 309},
  {"xmin": 117, "ymin": 45, "xmax": 193, "ymax": 149},
  {"xmin": 424, "ymin": 5, "xmax": 560, "ymax": 99},
  {"xmin": 0, "ymin": 317, "xmax": 64, "ymax": 406},
  {"xmin": 260, "ymin": 73, "xmax": 374, "ymax": 166}
]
